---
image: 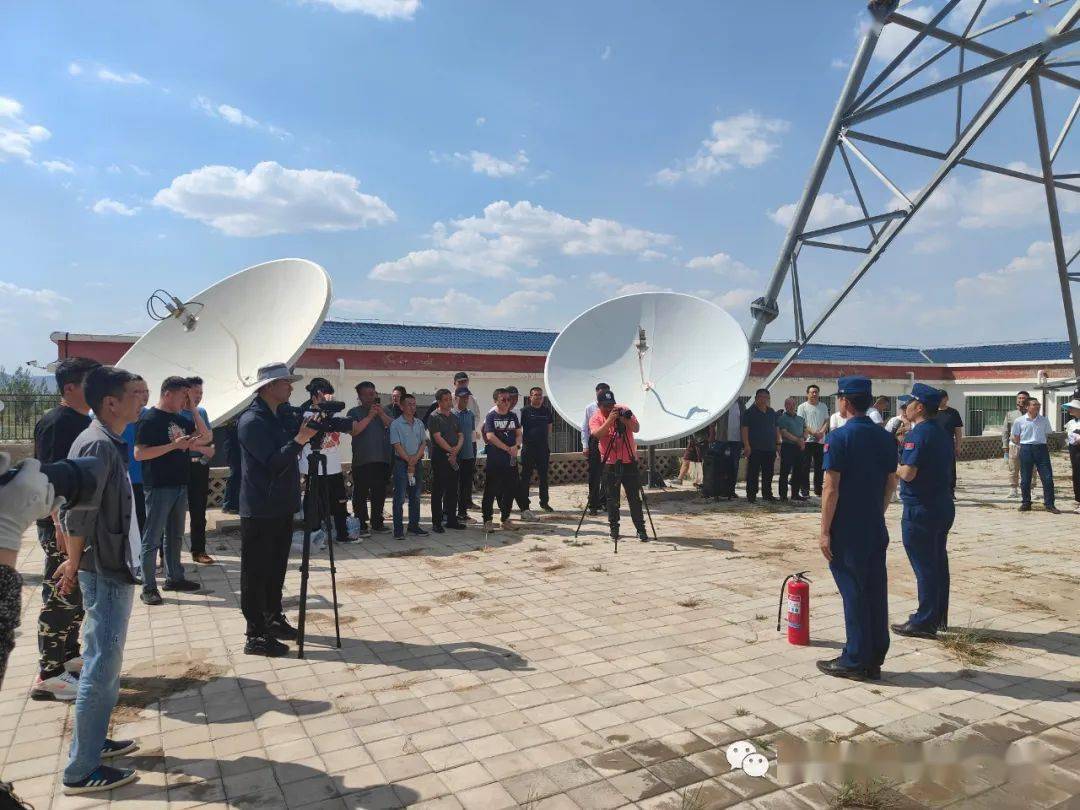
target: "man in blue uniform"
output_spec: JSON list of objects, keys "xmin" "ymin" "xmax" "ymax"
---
[
  {"xmin": 818, "ymin": 376, "xmax": 899, "ymax": 681},
  {"xmin": 892, "ymin": 383, "xmax": 955, "ymax": 639}
]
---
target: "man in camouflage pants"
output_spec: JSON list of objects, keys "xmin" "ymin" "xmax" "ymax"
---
[{"xmin": 30, "ymin": 357, "xmax": 99, "ymax": 701}]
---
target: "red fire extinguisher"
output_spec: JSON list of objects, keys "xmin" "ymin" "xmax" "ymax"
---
[{"xmin": 776, "ymin": 571, "xmax": 811, "ymax": 646}]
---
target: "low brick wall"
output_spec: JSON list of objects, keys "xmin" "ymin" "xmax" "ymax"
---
[{"xmin": 204, "ymin": 448, "xmax": 686, "ymax": 507}]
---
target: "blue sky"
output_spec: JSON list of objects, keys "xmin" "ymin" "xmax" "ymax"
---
[{"xmin": 2, "ymin": 0, "xmax": 1079, "ymax": 371}]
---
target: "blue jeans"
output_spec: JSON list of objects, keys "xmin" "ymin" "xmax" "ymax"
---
[
  {"xmin": 1019, "ymin": 444, "xmax": 1055, "ymax": 507},
  {"xmin": 64, "ymin": 571, "xmax": 134, "ymax": 783},
  {"xmin": 392, "ymin": 460, "xmax": 421, "ymax": 535},
  {"xmin": 141, "ymin": 485, "xmax": 187, "ymax": 590}
]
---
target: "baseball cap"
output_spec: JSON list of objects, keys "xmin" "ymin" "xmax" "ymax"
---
[
  {"xmin": 597, "ymin": 390, "xmax": 616, "ymax": 405},
  {"xmin": 454, "ymin": 387, "xmax": 471, "ymax": 397}
]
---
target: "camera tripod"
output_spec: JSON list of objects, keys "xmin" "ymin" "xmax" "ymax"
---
[
  {"xmin": 295, "ymin": 446, "xmax": 342, "ymax": 659},
  {"xmin": 574, "ymin": 420, "xmax": 657, "ymax": 553}
]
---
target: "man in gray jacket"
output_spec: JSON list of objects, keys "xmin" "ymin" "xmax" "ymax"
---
[{"xmin": 56, "ymin": 366, "xmax": 145, "ymax": 796}]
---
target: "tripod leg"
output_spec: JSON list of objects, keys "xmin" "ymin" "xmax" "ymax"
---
[
  {"xmin": 640, "ymin": 486, "xmax": 658, "ymax": 542},
  {"xmin": 297, "ymin": 527, "xmax": 311, "ymax": 660},
  {"xmin": 322, "ymin": 508, "xmax": 342, "ymax": 650}
]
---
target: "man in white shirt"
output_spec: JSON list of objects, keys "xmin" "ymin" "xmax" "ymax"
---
[
  {"xmin": 797, "ymin": 384, "xmax": 829, "ymax": 497},
  {"xmin": 867, "ymin": 396, "xmax": 888, "ymax": 426},
  {"xmin": 1010, "ymin": 398, "xmax": 1059, "ymax": 514},
  {"xmin": 1064, "ymin": 398, "xmax": 1080, "ymax": 511}
]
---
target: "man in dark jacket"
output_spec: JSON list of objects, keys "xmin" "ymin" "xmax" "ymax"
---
[{"xmin": 237, "ymin": 364, "xmax": 316, "ymax": 657}]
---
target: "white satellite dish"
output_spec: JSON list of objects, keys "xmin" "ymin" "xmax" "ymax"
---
[
  {"xmin": 544, "ymin": 292, "xmax": 750, "ymax": 444},
  {"xmin": 118, "ymin": 258, "xmax": 331, "ymax": 424}
]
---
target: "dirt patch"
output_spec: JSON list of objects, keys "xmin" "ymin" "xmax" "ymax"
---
[
  {"xmin": 112, "ymin": 652, "xmax": 226, "ymax": 726},
  {"xmin": 481, "ymin": 574, "xmax": 505, "ymax": 584},
  {"xmin": 408, "ymin": 605, "xmax": 432, "ymax": 615},
  {"xmin": 342, "ymin": 577, "xmax": 388, "ymax": 594},
  {"xmin": 436, "ymin": 590, "xmax": 477, "ymax": 604},
  {"xmin": 541, "ymin": 562, "xmax": 568, "ymax": 573},
  {"xmin": 305, "ymin": 611, "xmax": 357, "ymax": 625},
  {"xmin": 385, "ymin": 548, "xmax": 424, "ymax": 557}
]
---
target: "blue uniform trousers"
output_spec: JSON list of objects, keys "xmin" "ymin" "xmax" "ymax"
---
[
  {"xmin": 828, "ymin": 539, "xmax": 889, "ymax": 670},
  {"xmin": 901, "ymin": 501, "xmax": 954, "ymax": 631}
]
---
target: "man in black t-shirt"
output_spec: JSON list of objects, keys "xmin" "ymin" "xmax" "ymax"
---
[
  {"xmin": 932, "ymin": 389, "xmax": 963, "ymax": 498},
  {"xmin": 519, "ymin": 386, "xmax": 554, "ymax": 516},
  {"xmin": 481, "ymin": 389, "xmax": 523, "ymax": 530},
  {"xmin": 134, "ymin": 377, "xmax": 210, "ymax": 605},
  {"xmin": 741, "ymin": 388, "xmax": 781, "ymax": 503},
  {"xmin": 30, "ymin": 356, "xmax": 99, "ymax": 701}
]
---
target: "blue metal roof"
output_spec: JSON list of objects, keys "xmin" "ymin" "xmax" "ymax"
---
[
  {"xmin": 923, "ymin": 340, "xmax": 1072, "ymax": 364},
  {"xmin": 314, "ymin": 320, "xmax": 557, "ymax": 352},
  {"xmin": 752, "ymin": 343, "xmax": 930, "ymax": 364},
  {"xmin": 313, "ymin": 320, "xmax": 1072, "ymax": 365}
]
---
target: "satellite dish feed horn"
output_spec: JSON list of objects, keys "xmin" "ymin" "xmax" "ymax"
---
[{"xmin": 118, "ymin": 258, "xmax": 332, "ymax": 424}]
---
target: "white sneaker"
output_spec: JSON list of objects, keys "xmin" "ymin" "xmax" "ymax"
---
[
  {"xmin": 31, "ymin": 671, "xmax": 79, "ymax": 702},
  {"xmin": 521, "ymin": 510, "xmax": 536, "ymax": 521},
  {"xmin": 64, "ymin": 656, "xmax": 83, "ymax": 674},
  {"xmin": 1007, "ymin": 489, "xmax": 1019, "ymax": 499}
]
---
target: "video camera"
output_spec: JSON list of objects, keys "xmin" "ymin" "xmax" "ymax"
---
[
  {"xmin": 282, "ymin": 400, "xmax": 355, "ymax": 449},
  {"xmin": 0, "ymin": 457, "xmax": 105, "ymax": 511}
]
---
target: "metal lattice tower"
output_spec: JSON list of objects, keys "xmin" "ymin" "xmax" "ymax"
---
[{"xmin": 750, "ymin": 0, "xmax": 1080, "ymax": 384}]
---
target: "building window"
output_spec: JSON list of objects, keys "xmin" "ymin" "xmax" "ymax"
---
[{"xmin": 966, "ymin": 395, "xmax": 1016, "ymax": 437}]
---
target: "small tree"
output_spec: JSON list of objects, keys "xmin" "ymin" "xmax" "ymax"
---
[{"xmin": 0, "ymin": 366, "xmax": 51, "ymax": 397}]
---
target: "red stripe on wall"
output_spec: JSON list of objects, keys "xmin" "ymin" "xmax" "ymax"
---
[{"xmin": 54, "ymin": 338, "xmax": 1068, "ymax": 383}]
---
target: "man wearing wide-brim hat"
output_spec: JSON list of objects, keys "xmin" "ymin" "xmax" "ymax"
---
[
  {"xmin": 236, "ymin": 363, "xmax": 318, "ymax": 657},
  {"xmin": 1063, "ymin": 397, "xmax": 1080, "ymax": 512}
]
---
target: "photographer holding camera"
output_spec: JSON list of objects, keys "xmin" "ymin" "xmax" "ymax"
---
[
  {"xmin": 237, "ymin": 363, "xmax": 318, "ymax": 657},
  {"xmin": 299, "ymin": 378, "xmax": 351, "ymax": 544},
  {"xmin": 589, "ymin": 390, "xmax": 648, "ymax": 542}
]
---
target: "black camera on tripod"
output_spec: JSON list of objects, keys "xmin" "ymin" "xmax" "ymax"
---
[{"xmin": 282, "ymin": 400, "xmax": 355, "ymax": 449}]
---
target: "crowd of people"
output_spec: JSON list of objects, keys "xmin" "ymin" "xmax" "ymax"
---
[{"xmin": 5, "ymin": 355, "xmax": 1079, "ymax": 797}]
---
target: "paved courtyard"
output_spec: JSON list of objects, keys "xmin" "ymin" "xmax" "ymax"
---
[{"xmin": 1, "ymin": 456, "xmax": 1078, "ymax": 809}]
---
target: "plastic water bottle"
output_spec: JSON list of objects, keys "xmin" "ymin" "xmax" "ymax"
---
[{"xmin": 408, "ymin": 473, "xmax": 416, "ymax": 487}]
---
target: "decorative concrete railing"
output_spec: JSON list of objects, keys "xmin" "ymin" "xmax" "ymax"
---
[{"xmin": 0, "ymin": 434, "xmax": 1063, "ymax": 508}]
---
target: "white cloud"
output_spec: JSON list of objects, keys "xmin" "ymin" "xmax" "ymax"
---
[
  {"xmin": 407, "ymin": 288, "xmax": 554, "ymax": 323},
  {"xmin": 40, "ymin": 159, "xmax": 74, "ymax": 174},
  {"xmin": 475, "ymin": 116, "xmax": 486, "ymax": 127},
  {"xmin": 68, "ymin": 61, "xmax": 149, "ymax": 85},
  {"xmin": 685, "ymin": 251, "xmax": 755, "ymax": 277},
  {"xmin": 601, "ymin": 45, "xmax": 612, "ymax": 61},
  {"xmin": 615, "ymin": 281, "xmax": 667, "ymax": 295},
  {"xmin": 153, "ymin": 161, "xmax": 395, "ymax": 237},
  {"xmin": 518, "ymin": 273, "xmax": 560, "ymax": 290},
  {"xmin": 91, "ymin": 198, "xmax": 139, "ymax": 216},
  {"xmin": 768, "ymin": 192, "xmax": 861, "ymax": 230},
  {"xmin": 0, "ymin": 97, "xmax": 51, "ymax": 161},
  {"xmin": 302, "ymin": 0, "xmax": 420, "ymax": 19},
  {"xmin": 638, "ymin": 249, "xmax": 668, "ymax": 262},
  {"xmin": 588, "ymin": 272, "xmax": 620, "ymax": 288},
  {"xmin": 193, "ymin": 96, "xmax": 291, "ymax": 139},
  {"xmin": 98, "ymin": 67, "xmax": 147, "ymax": 85},
  {"xmin": 831, "ymin": 57, "xmax": 849, "ymax": 70},
  {"xmin": 433, "ymin": 149, "xmax": 529, "ymax": 178},
  {"xmin": 654, "ymin": 111, "xmax": 790, "ymax": 185},
  {"xmin": 911, "ymin": 232, "xmax": 951, "ymax": 255},
  {"xmin": 330, "ymin": 297, "xmax": 392, "ymax": 317},
  {"xmin": 0, "ymin": 280, "xmax": 70, "ymax": 319},
  {"xmin": 371, "ymin": 200, "xmax": 673, "ymax": 283},
  {"xmin": 693, "ymin": 287, "xmax": 757, "ymax": 315}
]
